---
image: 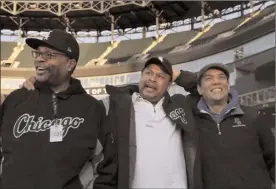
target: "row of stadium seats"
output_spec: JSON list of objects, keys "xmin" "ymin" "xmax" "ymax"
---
[{"xmin": 0, "ymin": 5, "xmax": 274, "ymax": 68}]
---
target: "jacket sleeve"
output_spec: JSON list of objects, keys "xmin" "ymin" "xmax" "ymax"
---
[
  {"xmin": 0, "ymin": 91, "xmax": 17, "ymax": 160},
  {"xmin": 255, "ymin": 112, "xmax": 275, "ymax": 182},
  {"xmin": 174, "ymin": 70, "xmax": 199, "ymax": 95},
  {"xmin": 93, "ymin": 97, "xmax": 118, "ymax": 189},
  {"xmin": 0, "ymin": 102, "xmax": 5, "ymax": 182},
  {"xmin": 0, "ymin": 90, "xmax": 24, "ymax": 187},
  {"xmin": 79, "ymin": 99, "xmax": 107, "ymax": 189}
]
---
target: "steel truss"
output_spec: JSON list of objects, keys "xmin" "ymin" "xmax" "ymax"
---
[{"xmin": 0, "ymin": 1, "xmax": 149, "ymax": 16}]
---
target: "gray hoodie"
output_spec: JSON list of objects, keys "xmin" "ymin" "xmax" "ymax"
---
[{"xmin": 197, "ymin": 88, "xmax": 240, "ymax": 123}]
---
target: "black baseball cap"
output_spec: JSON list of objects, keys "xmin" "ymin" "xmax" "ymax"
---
[
  {"xmin": 143, "ymin": 56, "xmax": 173, "ymax": 81},
  {"xmin": 26, "ymin": 29, "xmax": 79, "ymax": 62},
  {"xmin": 197, "ymin": 63, "xmax": 230, "ymax": 84}
]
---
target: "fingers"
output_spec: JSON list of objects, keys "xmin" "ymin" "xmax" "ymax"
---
[
  {"xmin": 30, "ymin": 76, "xmax": 36, "ymax": 83},
  {"xmin": 23, "ymin": 77, "xmax": 36, "ymax": 90},
  {"xmin": 25, "ymin": 80, "xmax": 35, "ymax": 90}
]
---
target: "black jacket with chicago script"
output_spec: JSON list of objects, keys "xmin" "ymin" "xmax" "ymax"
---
[
  {"xmin": 93, "ymin": 71, "xmax": 203, "ymax": 189},
  {"xmin": 0, "ymin": 78, "xmax": 104, "ymax": 189}
]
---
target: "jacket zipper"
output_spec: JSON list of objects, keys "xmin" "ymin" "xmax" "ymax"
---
[
  {"xmin": 216, "ymin": 107, "xmax": 235, "ymax": 136},
  {"xmin": 217, "ymin": 123, "xmax": 222, "ymax": 135},
  {"xmin": 200, "ymin": 107, "xmax": 235, "ymax": 136}
]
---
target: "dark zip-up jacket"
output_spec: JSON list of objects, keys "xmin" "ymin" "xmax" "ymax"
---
[
  {"xmin": 0, "ymin": 78, "xmax": 104, "ymax": 189},
  {"xmin": 93, "ymin": 71, "xmax": 202, "ymax": 189},
  {"xmin": 175, "ymin": 70, "xmax": 275, "ymax": 189}
]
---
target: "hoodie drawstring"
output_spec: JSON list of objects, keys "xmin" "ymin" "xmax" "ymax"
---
[{"xmin": 52, "ymin": 93, "xmax": 58, "ymax": 124}]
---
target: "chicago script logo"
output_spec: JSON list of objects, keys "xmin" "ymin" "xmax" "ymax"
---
[
  {"xmin": 169, "ymin": 108, "xmax": 188, "ymax": 124},
  {"xmin": 13, "ymin": 113, "xmax": 84, "ymax": 138}
]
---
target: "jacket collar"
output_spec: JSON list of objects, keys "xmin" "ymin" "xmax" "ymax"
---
[
  {"xmin": 194, "ymin": 88, "xmax": 244, "ymax": 117},
  {"xmin": 106, "ymin": 84, "xmax": 196, "ymax": 131},
  {"xmin": 34, "ymin": 77, "xmax": 86, "ymax": 100}
]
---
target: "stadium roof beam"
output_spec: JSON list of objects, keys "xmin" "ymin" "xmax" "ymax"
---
[
  {"xmin": 9, "ymin": 17, "xmax": 29, "ymax": 38},
  {"xmin": 0, "ymin": 1, "xmax": 150, "ymax": 16},
  {"xmin": 59, "ymin": 14, "xmax": 76, "ymax": 33},
  {"xmin": 147, "ymin": 2, "xmax": 166, "ymax": 39},
  {"xmin": 201, "ymin": 1, "xmax": 206, "ymax": 29},
  {"xmin": 103, "ymin": 11, "xmax": 121, "ymax": 44}
]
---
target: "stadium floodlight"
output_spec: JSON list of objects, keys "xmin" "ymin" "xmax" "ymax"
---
[{"xmin": 0, "ymin": 1, "xmax": 150, "ymax": 16}]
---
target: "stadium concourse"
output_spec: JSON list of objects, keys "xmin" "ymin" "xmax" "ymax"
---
[{"xmin": 0, "ymin": 0, "xmax": 275, "ymax": 130}]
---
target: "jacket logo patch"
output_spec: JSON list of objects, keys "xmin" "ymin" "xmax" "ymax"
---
[
  {"xmin": 232, "ymin": 117, "xmax": 246, "ymax": 127},
  {"xmin": 169, "ymin": 108, "xmax": 188, "ymax": 124},
  {"xmin": 13, "ymin": 113, "xmax": 84, "ymax": 139}
]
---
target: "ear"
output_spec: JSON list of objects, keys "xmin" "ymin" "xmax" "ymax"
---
[
  {"xmin": 197, "ymin": 85, "xmax": 203, "ymax": 95},
  {"xmin": 67, "ymin": 59, "xmax": 77, "ymax": 72}
]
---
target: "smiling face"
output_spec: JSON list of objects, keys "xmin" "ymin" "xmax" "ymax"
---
[
  {"xmin": 139, "ymin": 64, "xmax": 171, "ymax": 104},
  {"xmin": 197, "ymin": 68, "xmax": 229, "ymax": 104},
  {"xmin": 33, "ymin": 46, "xmax": 76, "ymax": 86}
]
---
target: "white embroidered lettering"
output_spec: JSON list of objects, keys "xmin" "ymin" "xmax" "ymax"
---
[
  {"xmin": 169, "ymin": 108, "xmax": 188, "ymax": 124},
  {"xmin": 13, "ymin": 113, "xmax": 84, "ymax": 139}
]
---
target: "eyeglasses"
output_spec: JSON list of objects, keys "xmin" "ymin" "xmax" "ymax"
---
[{"xmin": 31, "ymin": 51, "xmax": 66, "ymax": 60}]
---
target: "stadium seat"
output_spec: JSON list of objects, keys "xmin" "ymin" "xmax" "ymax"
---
[
  {"xmin": 190, "ymin": 17, "xmax": 246, "ymax": 46},
  {"xmin": 16, "ymin": 44, "xmax": 35, "ymax": 68},
  {"xmin": 235, "ymin": 5, "xmax": 275, "ymax": 33},
  {"xmin": 0, "ymin": 42, "xmax": 17, "ymax": 61},
  {"xmin": 106, "ymin": 38, "xmax": 153, "ymax": 63},
  {"xmin": 149, "ymin": 30, "xmax": 199, "ymax": 55},
  {"xmin": 78, "ymin": 42, "xmax": 109, "ymax": 66}
]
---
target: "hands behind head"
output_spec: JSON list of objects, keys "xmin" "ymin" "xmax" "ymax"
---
[{"xmin": 21, "ymin": 76, "xmax": 36, "ymax": 90}]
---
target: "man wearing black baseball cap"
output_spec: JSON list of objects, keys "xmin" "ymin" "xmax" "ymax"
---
[
  {"xmin": 139, "ymin": 56, "xmax": 173, "ymax": 104},
  {"xmin": 0, "ymin": 29, "xmax": 105, "ymax": 189},
  {"xmin": 25, "ymin": 29, "xmax": 79, "ymax": 92},
  {"xmin": 143, "ymin": 56, "xmax": 173, "ymax": 80},
  {"xmin": 174, "ymin": 63, "xmax": 275, "ymax": 189},
  {"xmin": 91, "ymin": 56, "xmax": 202, "ymax": 189}
]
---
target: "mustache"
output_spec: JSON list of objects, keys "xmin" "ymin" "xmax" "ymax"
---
[{"xmin": 143, "ymin": 82, "xmax": 157, "ymax": 89}]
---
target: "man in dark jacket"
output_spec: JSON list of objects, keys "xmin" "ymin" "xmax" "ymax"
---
[
  {"xmin": 0, "ymin": 29, "xmax": 104, "ymax": 189},
  {"xmin": 91, "ymin": 57, "xmax": 202, "ymax": 189},
  {"xmin": 174, "ymin": 63, "xmax": 275, "ymax": 189}
]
